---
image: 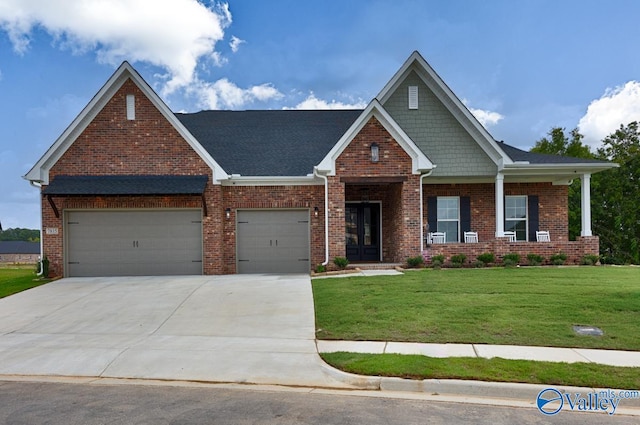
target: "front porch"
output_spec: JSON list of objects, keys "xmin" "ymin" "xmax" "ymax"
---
[{"xmin": 424, "ymin": 236, "xmax": 599, "ymax": 266}]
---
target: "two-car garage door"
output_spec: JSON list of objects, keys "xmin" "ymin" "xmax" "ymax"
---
[{"xmin": 66, "ymin": 210, "xmax": 202, "ymax": 277}]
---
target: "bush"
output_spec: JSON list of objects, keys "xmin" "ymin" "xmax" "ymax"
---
[
  {"xmin": 431, "ymin": 254, "xmax": 445, "ymax": 269},
  {"xmin": 333, "ymin": 256, "xmax": 349, "ymax": 269},
  {"xmin": 550, "ymin": 252, "xmax": 567, "ymax": 266},
  {"xmin": 315, "ymin": 264, "xmax": 326, "ymax": 273},
  {"xmin": 450, "ymin": 253, "xmax": 467, "ymax": 266},
  {"xmin": 502, "ymin": 258, "xmax": 517, "ymax": 268},
  {"xmin": 581, "ymin": 254, "xmax": 600, "ymax": 266},
  {"xmin": 406, "ymin": 256, "xmax": 424, "ymax": 268},
  {"xmin": 502, "ymin": 253, "xmax": 521, "ymax": 265},
  {"xmin": 472, "ymin": 260, "xmax": 484, "ymax": 268},
  {"xmin": 476, "ymin": 252, "xmax": 495, "ymax": 266},
  {"xmin": 527, "ymin": 253, "xmax": 544, "ymax": 266}
]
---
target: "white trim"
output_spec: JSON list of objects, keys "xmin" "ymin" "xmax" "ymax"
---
[
  {"xmin": 316, "ymin": 99, "xmax": 434, "ymax": 175},
  {"xmin": 23, "ymin": 61, "xmax": 229, "ymax": 185},
  {"xmin": 222, "ymin": 175, "xmax": 322, "ymax": 186},
  {"xmin": 377, "ymin": 51, "xmax": 511, "ymax": 167}
]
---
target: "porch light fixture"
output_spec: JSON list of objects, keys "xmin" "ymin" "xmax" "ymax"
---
[
  {"xmin": 370, "ymin": 143, "xmax": 379, "ymax": 163},
  {"xmin": 314, "ymin": 206, "xmax": 319, "ymax": 217},
  {"xmin": 225, "ymin": 208, "xmax": 231, "ymax": 219}
]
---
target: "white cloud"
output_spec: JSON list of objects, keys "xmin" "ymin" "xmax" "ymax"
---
[
  {"xmin": 288, "ymin": 92, "xmax": 367, "ymax": 110},
  {"xmin": 578, "ymin": 81, "xmax": 640, "ymax": 148},
  {"xmin": 0, "ymin": 0, "xmax": 232, "ymax": 94},
  {"xmin": 462, "ymin": 99, "xmax": 504, "ymax": 127},
  {"xmin": 188, "ymin": 78, "xmax": 282, "ymax": 109},
  {"xmin": 230, "ymin": 35, "xmax": 245, "ymax": 53}
]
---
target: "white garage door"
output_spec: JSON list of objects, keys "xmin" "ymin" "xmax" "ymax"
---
[
  {"xmin": 66, "ymin": 210, "xmax": 202, "ymax": 277},
  {"xmin": 236, "ymin": 210, "xmax": 310, "ymax": 274}
]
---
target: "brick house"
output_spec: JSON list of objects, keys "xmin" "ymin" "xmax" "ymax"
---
[
  {"xmin": 0, "ymin": 241, "xmax": 40, "ymax": 264},
  {"xmin": 24, "ymin": 52, "xmax": 616, "ymax": 277}
]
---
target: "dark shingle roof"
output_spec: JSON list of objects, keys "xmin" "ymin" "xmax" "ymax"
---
[
  {"xmin": 176, "ymin": 110, "xmax": 363, "ymax": 176},
  {"xmin": 42, "ymin": 175, "xmax": 209, "ymax": 196},
  {"xmin": 0, "ymin": 241, "xmax": 40, "ymax": 254},
  {"xmin": 499, "ymin": 142, "xmax": 611, "ymax": 165}
]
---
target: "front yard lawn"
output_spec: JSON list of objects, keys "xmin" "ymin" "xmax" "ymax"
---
[
  {"xmin": 0, "ymin": 265, "xmax": 50, "ymax": 298},
  {"xmin": 312, "ymin": 267, "xmax": 640, "ymax": 350}
]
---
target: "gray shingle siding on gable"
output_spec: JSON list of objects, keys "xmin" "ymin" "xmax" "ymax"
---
[{"xmin": 382, "ymin": 70, "xmax": 497, "ymax": 177}]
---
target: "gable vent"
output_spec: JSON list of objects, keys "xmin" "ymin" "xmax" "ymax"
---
[
  {"xmin": 408, "ymin": 86, "xmax": 418, "ymax": 109},
  {"xmin": 126, "ymin": 94, "xmax": 135, "ymax": 120}
]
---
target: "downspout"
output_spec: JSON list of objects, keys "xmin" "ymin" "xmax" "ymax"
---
[
  {"xmin": 419, "ymin": 170, "xmax": 434, "ymax": 252},
  {"xmin": 29, "ymin": 180, "xmax": 44, "ymax": 276},
  {"xmin": 313, "ymin": 167, "xmax": 330, "ymax": 266}
]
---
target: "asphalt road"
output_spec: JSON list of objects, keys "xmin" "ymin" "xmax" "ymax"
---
[{"xmin": 0, "ymin": 380, "xmax": 637, "ymax": 424}]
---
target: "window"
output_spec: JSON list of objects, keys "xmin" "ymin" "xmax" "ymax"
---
[
  {"xmin": 126, "ymin": 94, "xmax": 135, "ymax": 120},
  {"xmin": 437, "ymin": 197, "xmax": 459, "ymax": 243},
  {"xmin": 505, "ymin": 196, "xmax": 527, "ymax": 241}
]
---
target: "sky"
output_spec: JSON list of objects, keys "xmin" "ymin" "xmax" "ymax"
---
[{"xmin": 1, "ymin": 0, "xmax": 639, "ymax": 230}]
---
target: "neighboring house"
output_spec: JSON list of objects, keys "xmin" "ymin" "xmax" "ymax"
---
[
  {"xmin": 24, "ymin": 52, "xmax": 617, "ymax": 277},
  {"xmin": 0, "ymin": 241, "xmax": 40, "ymax": 264}
]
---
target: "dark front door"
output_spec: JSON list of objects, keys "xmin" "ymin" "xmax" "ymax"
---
[{"xmin": 345, "ymin": 203, "xmax": 380, "ymax": 262}]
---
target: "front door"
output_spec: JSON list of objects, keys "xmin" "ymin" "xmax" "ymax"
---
[{"xmin": 345, "ymin": 203, "xmax": 380, "ymax": 262}]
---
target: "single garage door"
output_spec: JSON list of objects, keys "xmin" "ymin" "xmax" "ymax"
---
[
  {"xmin": 237, "ymin": 210, "xmax": 310, "ymax": 274},
  {"xmin": 66, "ymin": 210, "xmax": 202, "ymax": 277}
]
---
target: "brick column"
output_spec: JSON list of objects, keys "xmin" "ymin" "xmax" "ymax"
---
[
  {"xmin": 327, "ymin": 176, "xmax": 345, "ymax": 269},
  {"xmin": 401, "ymin": 174, "xmax": 422, "ymax": 260}
]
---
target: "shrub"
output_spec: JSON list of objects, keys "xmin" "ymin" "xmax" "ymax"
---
[
  {"xmin": 502, "ymin": 253, "xmax": 521, "ymax": 264},
  {"xmin": 406, "ymin": 256, "xmax": 424, "ymax": 268},
  {"xmin": 476, "ymin": 252, "xmax": 495, "ymax": 266},
  {"xmin": 502, "ymin": 258, "xmax": 517, "ymax": 268},
  {"xmin": 450, "ymin": 253, "xmax": 467, "ymax": 266},
  {"xmin": 581, "ymin": 254, "xmax": 600, "ymax": 266},
  {"xmin": 472, "ymin": 260, "xmax": 484, "ymax": 268},
  {"xmin": 527, "ymin": 253, "xmax": 544, "ymax": 266},
  {"xmin": 315, "ymin": 264, "xmax": 326, "ymax": 273},
  {"xmin": 431, "ymin": 254, "xmax": 445, "ymax": 270},
  {"xmin": 550, "ymin": 252, "xmax": 567, "ymax": 266},
  {"xmin": 333, "ymin": 256, "xmax": 349, "ymax": 269}
]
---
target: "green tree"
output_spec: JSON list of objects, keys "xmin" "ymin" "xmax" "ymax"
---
[
  {"xmin": 531, "ymin": 128, "xmax": 594, "ymax": 240},
  {"xmin": 0, "ymin": 228, "xmax": 40, "ymax": 242},
  {"xmin": 593, "ymin": 122, "xmax": 640, "ymax": 264}
]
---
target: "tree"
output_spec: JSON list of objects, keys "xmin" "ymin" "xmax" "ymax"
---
[
  {"xmin": 531, "ymin": 128, "xmax": 594, "ymax": 241},
  {"xmin": 0, "ymin": 228, "xmax": 41, "ymax": 242},
  {"xmin": 593, "ymin": 122, "xmax": 640, "ymax": 264}
]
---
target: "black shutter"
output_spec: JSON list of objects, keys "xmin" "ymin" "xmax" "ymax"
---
[
  {"xmin": 427, "ymin": 197, "xmax": 437, "ymax": 233},
  {"xmin": 460, "ymin": 196, "xmax": 471, "ymax": 241},
  {"xmin": 528, "ymin": 195, "xmax": 539, "ymax": 242}
]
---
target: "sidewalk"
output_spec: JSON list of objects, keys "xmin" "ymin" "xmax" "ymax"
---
[{"xmin": 317, "ymin": 340, "xmax": 640, "ymax": 367}]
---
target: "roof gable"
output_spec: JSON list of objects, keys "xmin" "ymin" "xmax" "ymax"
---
[
  {"xmin": 377, "ymin": 51, "xmax": 510, "ymax": 168},
  {"xmin": 24, "ymin": 62, "xmax": 228, "ymax": 185},
  {"xmin": 316, "ymin": 100, "xmax": 434, "ymax": 175}
]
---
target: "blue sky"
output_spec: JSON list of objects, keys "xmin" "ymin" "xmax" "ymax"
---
[{"xmin": 1, "ymin": 0, "xmax": 639, "ymax": 230}]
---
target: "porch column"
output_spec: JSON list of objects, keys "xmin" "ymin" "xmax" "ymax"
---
[
  {"xmin": 495, "ymin": 173, "xmax": 504, "ymax": 237},
  {"xmin": 581, "ymin": 173, "xmax": 592, "ymax": 237}
]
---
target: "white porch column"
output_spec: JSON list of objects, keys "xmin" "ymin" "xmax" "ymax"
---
[
  {"xmin": 495, "ymin": 173, "xmax": 504, "ymax": 237},
  {"xmin": 581, "ymin": 173, "xmax": 592, "ymax": 237}
]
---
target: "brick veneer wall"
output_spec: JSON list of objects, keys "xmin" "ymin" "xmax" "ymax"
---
[
  {"xmin": 221, "ymin": 185, "xmax": 324, "ymax": 274},
  {"xmin": 43, "ymin": 78, "xmax": 223, "ymax": 277},
  {"xmin": 331, "ymin": 117, "xmax": 421, "ymax": 266},
  {"xmin": 422, "ymin": 182, "xmax": 569, "ymax": 243}
]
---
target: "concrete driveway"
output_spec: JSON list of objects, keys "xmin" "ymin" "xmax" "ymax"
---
[{"xmin": 0, "ymin": 275, "xmax": 365, "ymax": 388}]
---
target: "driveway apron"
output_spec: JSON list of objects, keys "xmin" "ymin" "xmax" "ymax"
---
[{"xmin": 0, "ymin": 275, "xmax": 357, "ymax": 388}]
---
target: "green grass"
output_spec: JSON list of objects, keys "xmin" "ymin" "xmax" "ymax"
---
[
  {"xmin": 0, "ymin": 265, "xmax": 51, "ymax": 298},
  {"xmin": 312, "ymin": 267, "xmax": 640, "ymax": 350},
  {"xmin": 321, "ymin": 352, "xmax": 640, "ymax": 390}
]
